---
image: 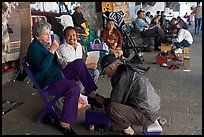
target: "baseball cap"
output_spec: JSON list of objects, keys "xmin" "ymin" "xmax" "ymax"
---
[
  {"xmin": 100, "ymin": 54, "xmax": 117, "ymax": 75},
  {"xmin": 73, "ymin": 3, "xmax": 81, "ymax": 10}
]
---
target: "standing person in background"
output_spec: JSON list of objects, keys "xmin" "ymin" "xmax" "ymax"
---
[
  {"xmin": 192, "ymin": 2, "xmax": 202, "ymax": 34},
  {"xmin": 189, "ymin": 13, "xmax": 193, "ymax": 25}
]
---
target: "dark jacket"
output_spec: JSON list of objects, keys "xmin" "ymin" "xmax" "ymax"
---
[
  {"xmin": 72, "ymin": 11, "xmax": 86, "ymax": 29},
  {"xmin": 26, "ymin": 38, "xmax": 63, "ymax": 88},
  {"xmin": 107, "ymin": 64, "xmax": 160, "ymax": 112},
  {"xmin": 46, "ymin": 16, "xmax": 64, "ymax": 41}
]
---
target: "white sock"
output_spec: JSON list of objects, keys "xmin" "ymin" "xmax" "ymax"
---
[{"xmin": 123, "ymin": 126, "xmax": 134, "ymax": 135}]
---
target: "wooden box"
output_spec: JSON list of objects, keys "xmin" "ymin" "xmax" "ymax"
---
[
  {"xmin": 160, "ymin": 44, "xmax": 172, "ymax": 52},
  {"xmin": 183, "ymin": 47, "xmax": 189, "ymax": 54},
  {"xmin": 156, "ymin": 55, "xmax": 168, "ymax": 64}
]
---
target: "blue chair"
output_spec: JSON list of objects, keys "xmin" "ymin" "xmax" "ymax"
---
[{"xmin": 20, "ymin": 56, "xmax": 63, "ymax": 124}]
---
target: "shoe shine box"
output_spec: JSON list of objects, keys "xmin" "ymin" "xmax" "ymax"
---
[
  {"xmin": 143, "ymin": 127, "xmax": 161, "ymax": 135},
  {"xmin": 156, "ymin": 55, "xmax": 168, "ymax": 64},
  {"xmin": 84, "ymin": 107, "xmax": 111, "ymax": 131},
  {"xmin": 143, "ymin": 119, "xmax": 162, "ymax": 135}
]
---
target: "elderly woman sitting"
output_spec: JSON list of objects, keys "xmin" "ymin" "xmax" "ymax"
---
[
  {"xmin": 26, "ymin": 21, "xmax": 98, "ymax": 135},
  {"xmin": 101, "ymin": 19, "xmax": 123, "ymax": 58}
]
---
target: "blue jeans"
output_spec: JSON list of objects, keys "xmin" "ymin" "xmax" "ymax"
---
[
  {"xmin": 175, "ymin": 39, "xmax": 191, "ymax": 48},
  {"xmin": 195, "ymin": 18, "xmax": 202, "ymax": 33}
]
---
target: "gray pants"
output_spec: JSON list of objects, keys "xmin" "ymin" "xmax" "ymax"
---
[{"xmin": 105, "ymin": 102, "xmax": 159, "ymax": 131}]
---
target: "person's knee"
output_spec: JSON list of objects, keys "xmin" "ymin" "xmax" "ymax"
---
[
  {"xmin": 72, "ymin": 59, "xmax": 84, "ymax": 64},
  {"xmin": 71, "ymin": 59, "xmax": 86, "ymax": 68},
  {"xmin": 65, "ymin": 84, "xmax": 81, "ymax": 96},
  {"xmin": 106, "ymin": 102, "xmax": 119, "ymax": 115}
]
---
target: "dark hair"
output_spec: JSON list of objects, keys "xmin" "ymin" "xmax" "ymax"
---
[
  {"xmin": 107, "ymin": 19, "xmax": 115, "ymax": 23},
  {"xmin": 146, "ymin": 11, "xmax": 151, "ymax": 16},
  {"xmin": 156, "ymin": 11, "xmax": 160, "ymax": 14},
  {"xmin": 171, "ymin": 18, "xmax": 177, "ymax": 22},
  {"xmin": 137, "ymin": 10, "xmax": 144, "ymax": 16},
  {"xmin": 63, "ymin": 26, "xmax": 76, "ymax": 37},
  {"xmin": 170, "ymin": 25, "xmax": 178, "ymax": 31}
]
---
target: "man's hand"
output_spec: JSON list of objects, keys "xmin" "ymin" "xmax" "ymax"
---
[
  {"xmin": 86, "ymin": 63, "xmax": 98, "ymax": 69},
  {"xmin": 149, "ymin": 26, "xmax": 155, "ymax": 30},
  {"xmin": 61, "ymin": 59, "xmax": 67, "ymax": 69},
  {"xmin": 95, "ymin": 94, "xmax": 105, "ymax": 105}
]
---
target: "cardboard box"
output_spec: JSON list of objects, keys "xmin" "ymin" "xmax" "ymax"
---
[
  {"xmin": 183, "ymin": 47, "xmax": 190, "ymax": 54},
  {"xmin": 156, "ymin": 55, "xmax": 168, "ymax": 64},
  {"xmin": 160, "ymin": 44, "xmax": 172, "ymax": 52}
]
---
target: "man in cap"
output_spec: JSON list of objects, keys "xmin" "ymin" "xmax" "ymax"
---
[
  {"xmin": 95, "ymin": 54, "xmax": 161, "ymax": 135},
  {"xmin": 72, "ymin": 3, "xmax": 89, "ymax": 35}
]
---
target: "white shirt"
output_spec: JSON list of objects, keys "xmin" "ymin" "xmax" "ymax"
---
[
  {"xmin": 173, "ymin": 29, "xmax": 193, "ymax": 44},
  {"xmin": 145, "ymin": 16, "xmax": 151, "ymax": 25},
  {"xmin": 57, "ymin": 41, "xmax": 83, "ymax": 65}
]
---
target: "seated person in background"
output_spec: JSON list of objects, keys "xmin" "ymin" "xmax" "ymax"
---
[
  {"xmin": 27, "ymin": 22, "xmax": 98, "ymax": 135},
  {"xmin": 101, "ymin": 19, "xmax": 123, "ymax": 58},
  {"xmin": 170, "ymin": 25, "xmax": 193, "ymax": 49},
  {"xmin": 72, "ymin": 3, "xmax": 89, "ymax": 36},
  {"xmin": 95, "ymin": 54, "xmax": 161, "ymax": 135},
  {"xmin": 151, "ymin": 15, "xmax": 162, "ymax": 28},
  {"xmin": 145, "ymin": 11, "xmax": 152, "ymax": 25},
  {"xmin": 57, "ymin": 26, "xmax": 99, "ymax": 88},
  {"xmin": 135, "ymin": 10, "xmax": 165, "ymax": 50},
  {"xmin": 160, "ymin": 11, "xmax": 166, "ymax": 26},
  {"xmin": 57, "ymin": 26, "xmax": 100, "ymax": 109}
]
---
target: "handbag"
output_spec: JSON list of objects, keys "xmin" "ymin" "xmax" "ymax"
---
[{"xmin": 90, "ymin": 39, "xmax": 109, "ymax": 52}]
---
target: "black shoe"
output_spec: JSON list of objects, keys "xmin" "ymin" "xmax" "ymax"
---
[
  {"xmin": 59, "ymin": 126, "xmax": 77, "ymax": 135},
  {"xmin": 87, "ymin": 96, "xmax": 104, "ymax": 109}
]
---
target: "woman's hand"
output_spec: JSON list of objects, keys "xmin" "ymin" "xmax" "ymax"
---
[
  {"xmin": 50, "ymin": 40, "xmax": 59, "ymax": 54},
  {"xmin": 114, "ymin": 42, "xmax": 118, "ymax": 47}
]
